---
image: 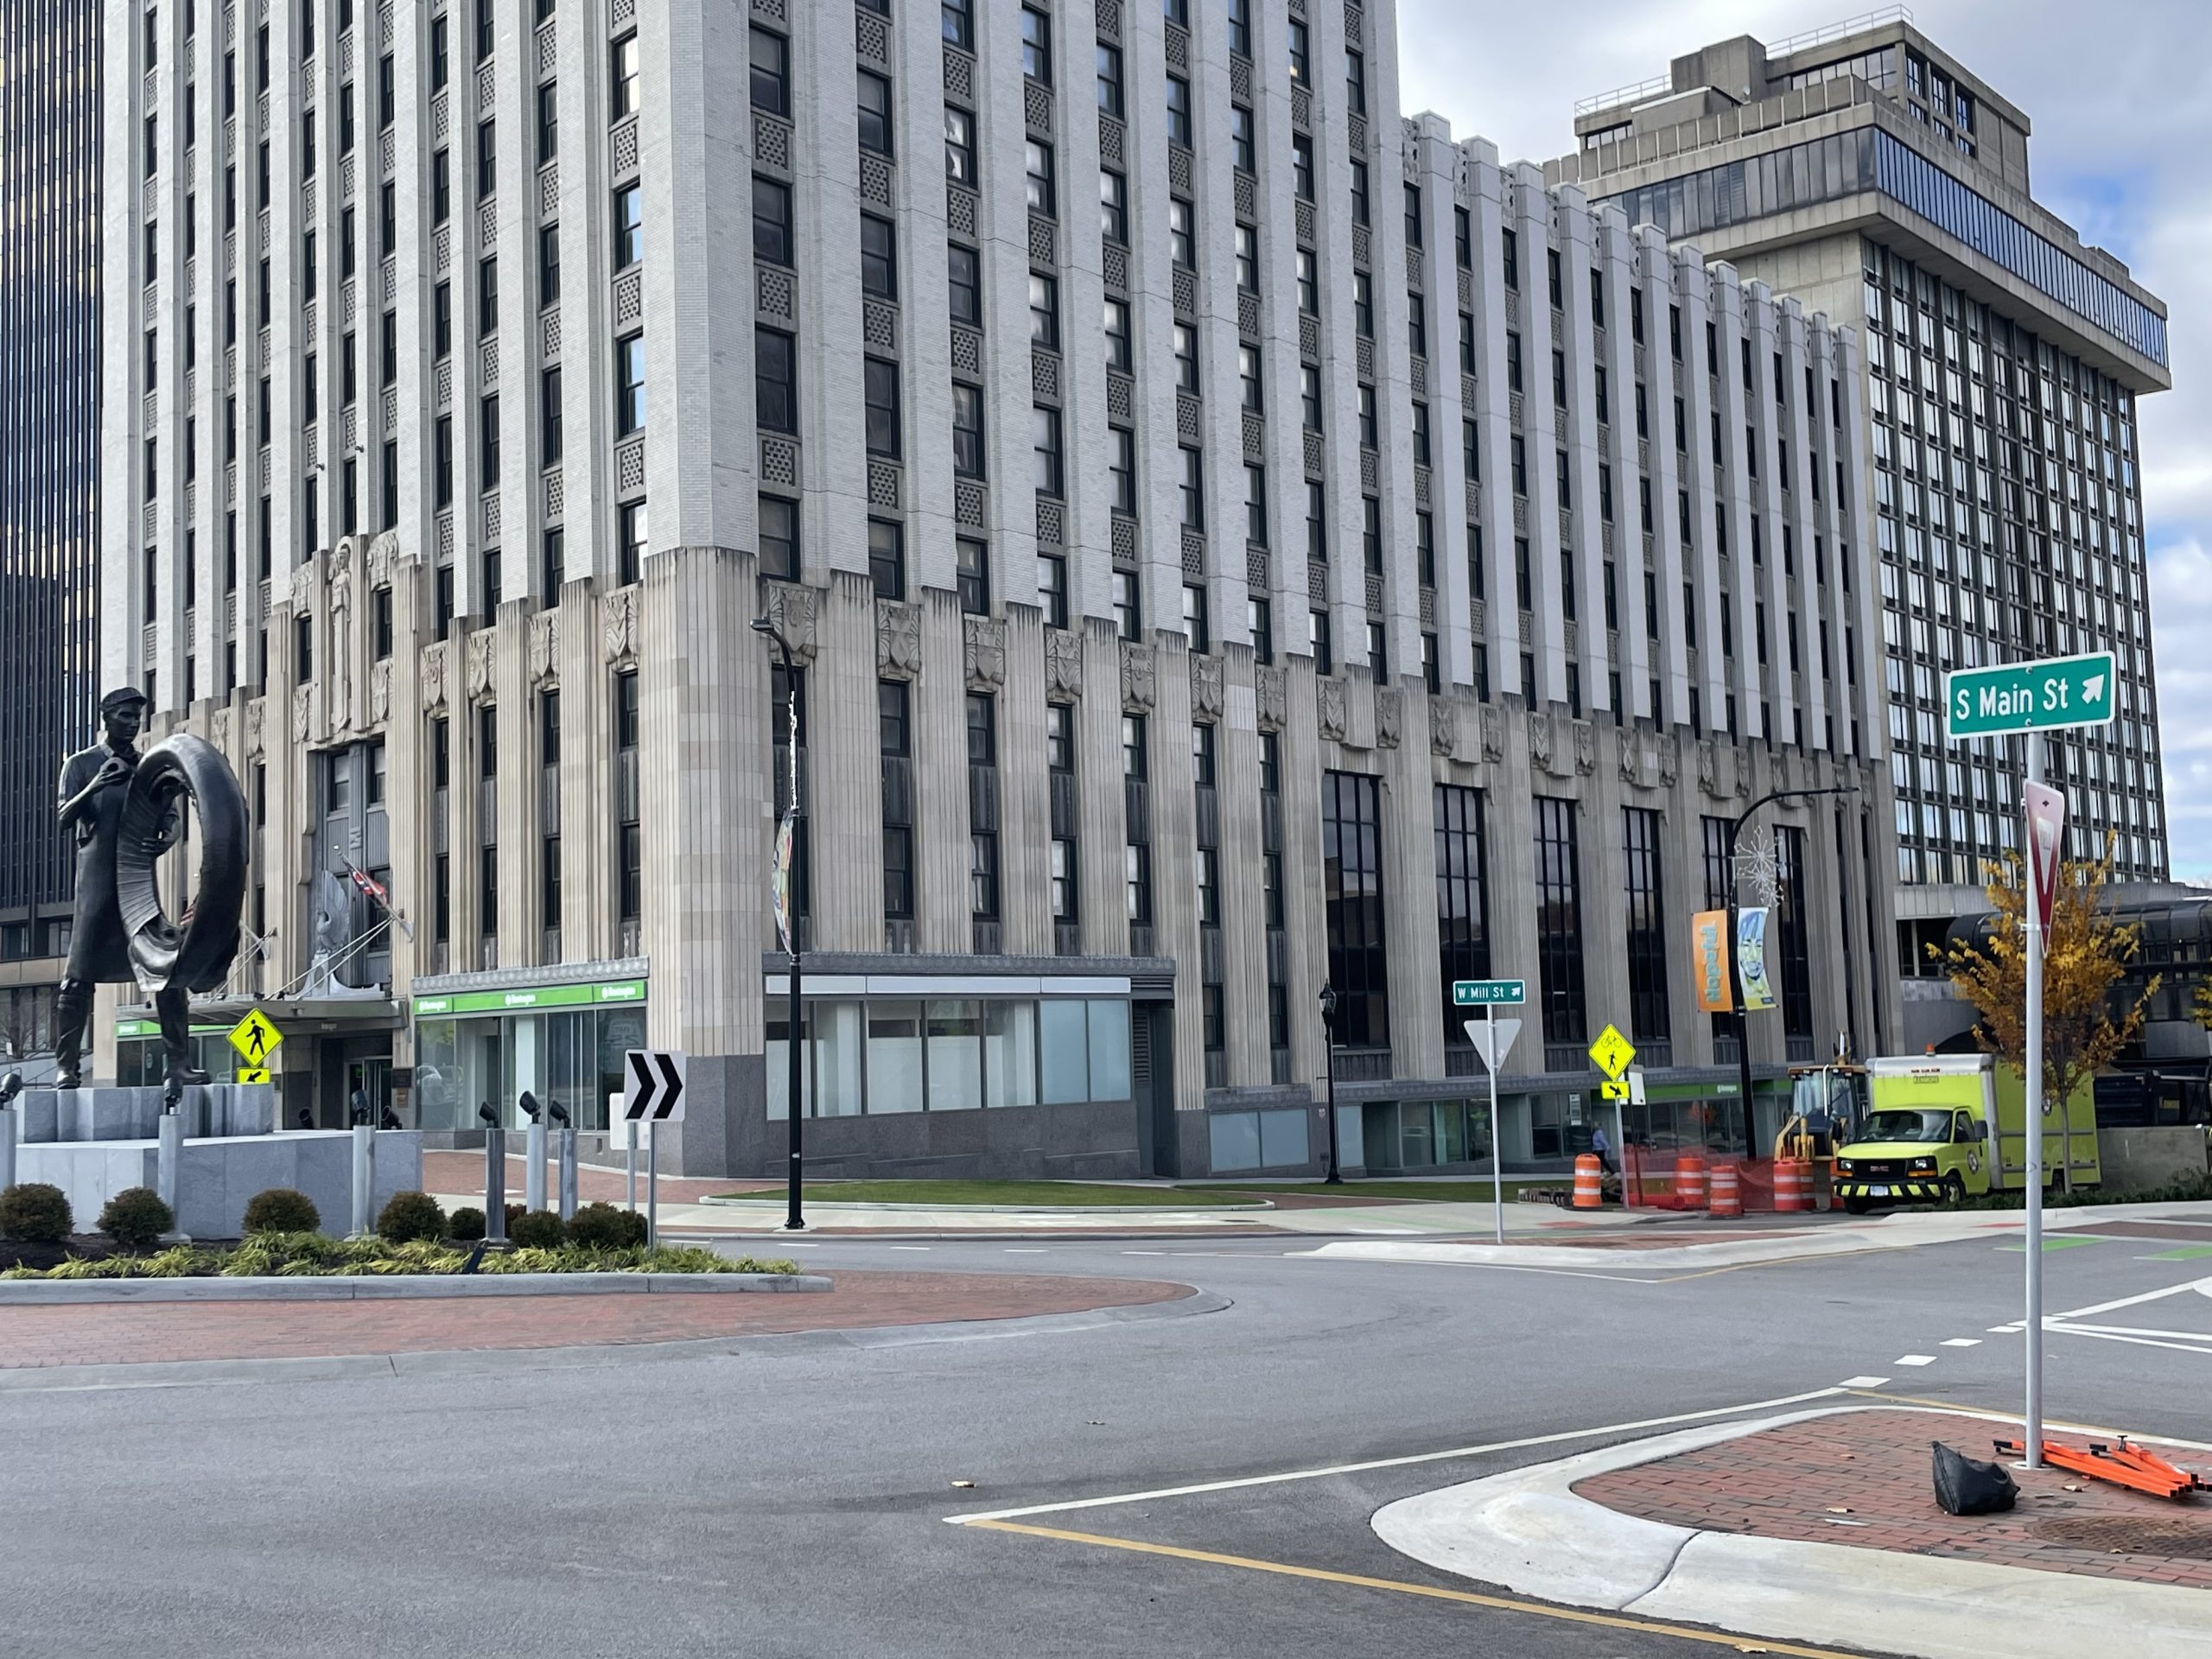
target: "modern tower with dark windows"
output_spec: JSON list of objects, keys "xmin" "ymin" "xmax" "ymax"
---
[
  {"xmin": 101, "ymin": 0, "xmax": 1893, "ymax": 1168},
  {"xmin": 1550, "ymin": 13, "xmax": 2174, "ymax": 1051},
  {"xmin": 0, "ymin": 0, "xmax": 101, "ymax": 1063}
]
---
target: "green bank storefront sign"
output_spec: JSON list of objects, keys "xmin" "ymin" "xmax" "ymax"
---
[{"xmin": 413, "ymin": 977, "xmax": 647, "ymax": 1018}]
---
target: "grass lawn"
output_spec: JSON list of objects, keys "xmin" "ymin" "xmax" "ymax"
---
[
  {"xmin": 710, "ymin": 1180, "xmax": 1265, "ymax": 1209},
  {"xmin": 1201, "ymin": 1179, "xmax": 1556, "ymax": 1203}
]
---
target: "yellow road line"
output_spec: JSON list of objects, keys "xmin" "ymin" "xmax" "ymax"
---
[{"xmin": 965, "ymin": 1518, "xmax": 1870, "ymax": 1658}]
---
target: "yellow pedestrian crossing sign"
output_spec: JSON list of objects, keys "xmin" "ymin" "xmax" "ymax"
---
[
  {"xmin": 228, "ymin": 1008, "xmax": 283, "ymax": 1066},
  {"xmin": 236, "ymin": 1067, "xmax": 271, "ymax": 1085},
  {"xmin": 1587, "ymin": 1024, "xmax": 1637, "ymax": 1081}
]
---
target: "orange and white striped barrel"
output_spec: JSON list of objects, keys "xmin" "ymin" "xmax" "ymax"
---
[
  {"xmin": 1573, "ymin": 1153, "xmax": 1605, "ymax": 1209},
  {"xmin": 1708, "ymin": 1160, "xmax": 1743, "ymax": 1218},
  {"xmin": 1673, "ymin": 1152, "xmax": 1708, "ymax": 1211},
  {"xmin": 1774, "ymin": 1157, "xmax": 1814, "ymax": 1212}
]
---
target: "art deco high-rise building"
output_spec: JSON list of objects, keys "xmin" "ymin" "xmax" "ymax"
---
[
  {"xmin": 1548, "ymin": 14, "xmax": 2172, "ymax": 1039},
  {"xmin": 0, "ymin": 0, "xmax": 101, "ymax": 1058},
  {"xmin": 101, "ymin": 0, "xmax": 1894, "ymax": 1171}
]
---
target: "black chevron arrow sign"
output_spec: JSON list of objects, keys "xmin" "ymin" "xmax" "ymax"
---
[{"xmin": 622, "ymin": 1048, "xmax": 688, "ymax": 1122}]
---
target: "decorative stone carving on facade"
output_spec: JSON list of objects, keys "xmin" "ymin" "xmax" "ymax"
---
[
  {"xmin": 875, "ymin": 601, "xmax": 921, "ymax": 679},
  {"xmin": 1528, "ymin": 709, "xmax": 1554, "ymax": 775},
  {"xmin": 1573, "ymin": 720, "xmax": 1595, "ymax": 776},
  {"xmin": 1317, "ymin": 677, "xmax": 1347, "ymax": 742},
  {"xmin": 601, "ymin": 587, "xmax": 638, "ymax": 664},
  {"xmin": 466, "ymin": 629, "xmax": 496, "ymax": 701},
  {"xmin": 1771, "ymin": 747, "xmax": 1795, "ymax": 792},
  {"xmin": 1617, "ymin": 728, "xmax": 1640, "ymax": 784},
  {"xmin": 963, "ymin": 614, "xmax": 1006, "ymax": 690},
  {"xmin": 1255, "ymin": 664, "xmax": 1286, "ymax": 731},
  {"xmin": 1429, "ymin": 695, "xmax": 1457, "ymax": 756},
  {"xmin": 1120, "ymin": 644, "xmax": 1155, "ymax": 712},
  {"xmin": 421, "ymin": 640, "xmax": 449, "ymax": 709},
  {"xmin": 1045, "ymin": 626, "xmax": 1083, "ymax": 699},
  {"xmin": 761, "ymin": 582, "xmax": 817, "ymax": 665},
  {"xmin": 211, "ymin": 706, "xmax": 232, "ymax": 753},
  {"xmin": 1375, "ymin": 688, "xmax": 1402, "ymax": 749},
  {"xmin": 370, "ymin": 659, "xmax": 391, "ymax": 723},
  {"xmin": 1657, "ymin": 734, "xmax": 1681, "ymax": 786},
  {"xmin": 365, "ymin": 530, "xmax": 396, "ymax": 587},
  {"xmin": 1479, "ymin": 702, "xmax": 1503, "ymax": 763},
  {"xmin": 327, "ymin": 538, "xmax": 354, "ymax": 731},
  {"xmin": 1697, "ymin": 738, "xmax": 1719, "ymax": 798},
  {"xmin": 245, "ymin": 697, "xmax": 265, "ymax": 757},
  {"xmin": 291, "ymin": 684, "xmax": 312, "ymax": 741},
  {"xmin": 1189, "ymin": 653, "xmax": 1224, "ymax": 721},
  {"xmin": 529, "ymin": 611, "xmax": 559, "ymax": 684}
]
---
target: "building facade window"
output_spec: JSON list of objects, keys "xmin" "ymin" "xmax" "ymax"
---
[
  {"xmin": 1534, "ymin": 797, "xmax": 1586, "ymax": 1046},
  {"xmin": 1323, "ymin": 771, "xmax": 1388, "ymax": 1047},
  {"xmin": 1434, "ymin": 785, "xmax": 1489, "ymax": 1040},
  {"xmin": 1623, "ymin": 806, "xmax": 1670, "ymax": 1044}
]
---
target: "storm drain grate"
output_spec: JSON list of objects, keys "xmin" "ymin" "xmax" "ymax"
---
[{"xmin": 2031, "ymin": 1514, "xmax": 2212, "ymax": 1560}]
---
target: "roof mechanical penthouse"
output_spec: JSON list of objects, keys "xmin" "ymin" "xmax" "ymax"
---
[{"xmin": 102, "ymin": 0, "xmax": 1895, "ymax": 1178}]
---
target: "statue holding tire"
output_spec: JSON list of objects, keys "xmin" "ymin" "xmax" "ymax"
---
[{"xmin": 52, "ymin": 687, "xmax": 249, "ymax": 1090}]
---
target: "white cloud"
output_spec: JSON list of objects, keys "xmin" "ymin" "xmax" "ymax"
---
[{"xmin": 1389, "ymin": 0, "xmax": 2210, "ymax": 878}]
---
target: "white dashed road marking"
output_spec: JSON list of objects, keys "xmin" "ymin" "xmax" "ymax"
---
[
  {"xmin": 1941, "ymin": 1338, "xmax": 1981, "ymax": 1348},
  {"xmin": 1839, "ymin": 1376, "xmax": 1891, "ymax": 1389},
  {"xmin": 1896, "ymin": 1354, "xmax": 1937, "ymax": 1366}
]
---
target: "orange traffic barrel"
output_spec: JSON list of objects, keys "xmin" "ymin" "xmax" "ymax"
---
[
  {"xmin": 1774, "ymin": 1158, "xmax": 1814, "ymax": 1212},
  {"xmin": 1573, "ymin": 1153, "xmax": 1605, "ymax": 1209},
  {"xmin": 1673, "ymin": 1152, "xmax": 1708, "ymax": 1210},
  {"xmin": 1708, "ymin": 1160, "xmax": 1743, "ymax": 1218}
]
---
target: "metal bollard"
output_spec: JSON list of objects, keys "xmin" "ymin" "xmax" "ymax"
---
[
  {"xmin": 483, "ymin": 1124, "xmax": 508, "ymax": 1242},
  {"xmin": 557, "ymin": 1125, "xmax": 578, "ymax": 1220},
  {"xmin": 524, "ymin": 1118, "xmax": 547, "ymax": 1212},
  {"xmin": 351, "ymin": 1122, "xmax": 376, "ymax": 1237},
  {"xmin": 156, "ymin": 1108, "xmax": 185, "ymax": 1236},
  {"xmin": 0, "ymin": 1104, "xmax": 16, "ymax": 1195}
]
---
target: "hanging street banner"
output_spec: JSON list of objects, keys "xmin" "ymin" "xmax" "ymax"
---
[
  {"xmin": 1692, "ymin": 910, "xmax": 1732, "ymax": 1013},
  {"xmin": 2025, "ymin": 780, "xmax": 2068, "ymax": 931},
  {"xmin": 1944, "ymin": 652, "xmax": 2117, "ymax": 740},
  {"xmin": 771, "ymin": 810, "xmax": 796, "ymax": 954},
  {"xmin": 1737, "ymin": 908, "xmax": 1777, "ymax": 1012}
]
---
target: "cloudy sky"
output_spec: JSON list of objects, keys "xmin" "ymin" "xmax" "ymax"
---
[{"xmin": 1391, "ymin": 0, "xmax": 2211, "ymax": 880}]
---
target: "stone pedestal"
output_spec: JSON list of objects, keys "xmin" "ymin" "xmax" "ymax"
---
[{"xmin": 12, "ymin": 1085, "xmax": 423, "ymax": 1239}]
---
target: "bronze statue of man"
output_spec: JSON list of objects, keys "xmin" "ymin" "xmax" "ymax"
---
[{"xmin": 52, "ymin": 687, "xmax": 209, "ymax": 1089}]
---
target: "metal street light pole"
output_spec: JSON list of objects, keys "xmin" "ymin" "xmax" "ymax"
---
[
  {"xmin": 1726, "ymin": 785, "xmax": 1857, "ymax": 1158},
  {"xmin": 1318, "ymin": 984, "xmax": 1342, "ymax": 1184},
  {"xmin": 752, "ymin": 614, "xmax": 806, "ymax": 1232}
]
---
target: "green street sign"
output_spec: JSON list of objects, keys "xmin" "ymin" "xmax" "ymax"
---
[
  {"xmin": 1945, "ymin": 652, "xmax": 2116, "ymax": 740},
  {"xmin": 1452, "ymin": 979, "xmax": 1527, "ymax": 1007}
]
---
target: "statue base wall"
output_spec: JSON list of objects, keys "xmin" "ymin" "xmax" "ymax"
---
[{"xmin": 10, "ymin": 1085, "xmax": 422, "ymax": 1239}]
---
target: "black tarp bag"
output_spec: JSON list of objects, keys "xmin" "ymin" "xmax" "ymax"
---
[{"xmin": 1932, "ymin": 1440, "xmax": 2018, "ymax": 1516}]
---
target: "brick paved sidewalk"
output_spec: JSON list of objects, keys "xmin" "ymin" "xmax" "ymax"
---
[
  {"xmin": 1576, "ymin": 1408, "xmax": 2212, "ymax": 1591},
  {"xmin": 0, "ymin": 1270, "xmax": 1192, "ymax": 1370},
  {"xmin": 421, "ymin": 1149, "xmax": 769, "ymax": 1206}
]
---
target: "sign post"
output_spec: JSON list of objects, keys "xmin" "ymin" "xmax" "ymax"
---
[
  {"xmin": 1947, "ymin": 653, "xmax": 2111, "ymax": 1471},
  {"xmin": 622, "ymin": 1049, "xmax": 688, "ymax": 1251},
  {"xmin": 1455, "ymin": 980, "xmax": 1526, "ymax": 1243}
]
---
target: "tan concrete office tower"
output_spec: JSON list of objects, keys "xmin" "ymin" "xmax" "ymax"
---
[
  {"xmin": 1549, "ymin": 12, "xmax": 2172, "ymax": 1048},
  {"xmin": 100, "ymin": 0, "xmax": 1894, "ymax": 1176}
]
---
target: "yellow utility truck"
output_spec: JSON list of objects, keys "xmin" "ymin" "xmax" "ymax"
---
[{"xmin": 1832, "ymin": 1053, "xmax": 2101, "ymax": 1213}]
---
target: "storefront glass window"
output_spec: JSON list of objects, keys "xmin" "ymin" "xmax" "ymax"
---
[
  {"xmin": 1039, "ymin": 999, "xmax": 1090, "ymax": 1103},
  {"xmin": 926, "ymin": 1001, "xmax": 983, "ymax": 1112},
  {"xmin": 984, "ymin": 1000, "xmax": 1039, "ymax": 1107},
  {"xmin": 867, "ymin": 1001, "xmax": 925, "ymax": 1114}
]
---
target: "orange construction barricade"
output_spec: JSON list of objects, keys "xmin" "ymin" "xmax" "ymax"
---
[
  {"xmin": 1708, "ymin": 1160, "xmax": 1743, "ymax": 1218},
  {"xmin": 1673, "ymin": 1152, "xmax": 1708, "ymax": 1211},
  {"xmin": 1573, "ymin": 1153, "xmax": 1605, "ymax": 1209},
  {"xmin": 1774, "ymin": 1157, "xmax": 1814, "ymax": 1212}
]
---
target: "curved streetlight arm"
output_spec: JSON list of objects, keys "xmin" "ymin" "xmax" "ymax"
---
[{"xmin": 1725, "ymin": 785, "xmax": 1858, "ymax": 1154}]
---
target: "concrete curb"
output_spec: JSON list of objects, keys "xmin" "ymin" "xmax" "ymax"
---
[
  {"xmin": 1371, "ymin": 1403, "xmax": 2212, "ymax": 1659},
  {"xmin": 0, "ymin": 1285, "xmax": 1228, "ymax": 1392},
  {"xmin": 699, "ymin": 1196, "xmax": 1273, "ymax": 1215},
  {"xmin": 0, "ymin": 1271, "xmax": 829, "ymax": 1304}
]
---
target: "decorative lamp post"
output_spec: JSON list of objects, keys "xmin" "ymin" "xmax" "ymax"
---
[{"xmin": 752, "ymin": 613, "xmax": 807, "ymax": 1231}]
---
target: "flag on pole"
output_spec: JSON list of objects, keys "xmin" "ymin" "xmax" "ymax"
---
[
  {"xmin": 1737, "ymin": 907, "xmax": 1777, "ymax": 1011},
  {"xmin": 772, "ymin": 810, "xmax": 795, "ymax": 953},
  {"xmin": 2024, "ymin": 780, "xmax": 2066, "ymax": 931}
]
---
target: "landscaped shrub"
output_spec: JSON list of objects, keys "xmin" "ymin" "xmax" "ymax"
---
[
  {"xmin": 0, "ymin": 1182, "xmax": 73, "ymax": 1243},
  {"xmin": 565, "ymin": 1201, "xmax": 648, "ymax": 1250},
  {"xmin": 505, "ymin": 1203, "xmax": 528, "ymax": 1235},
  {"xmin": 97, "ymin": 1187, "xmax": 175, "ymax": 1251},
  {"xmin": 375, "ymin": 1190, "xmax": 447, "ymax": 1243},
  {"xmin": 241, "ymin": 1187, "xmax": 321, "ymax": 1235},
  {"xmin": 448, "ymin": 1206, "xmax": 486, "ymax": 1242},
  {"xmin": 508, "ymin": 1208, "xmax": 568, "ymax": 1249}
]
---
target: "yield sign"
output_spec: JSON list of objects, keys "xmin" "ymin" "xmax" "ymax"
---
[{"xmin": 1461, "ymin": 1017, "xmax": 1522, "ymax": 1074}]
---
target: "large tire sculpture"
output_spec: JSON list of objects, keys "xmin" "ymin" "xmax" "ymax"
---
[{"xmin": 113, "ymin": 734, "xmax": 250, "ymax": 994}]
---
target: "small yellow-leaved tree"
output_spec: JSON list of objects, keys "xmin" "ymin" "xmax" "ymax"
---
[{"xmin": 1930, "ymin": 836, "xmax": 2157, "ymax": 1105}]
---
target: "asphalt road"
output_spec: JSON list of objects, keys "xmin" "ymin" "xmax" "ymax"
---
[{"xmin": 2, "ymin": 1224, "xmax": 2205, "ymax": 1659}]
